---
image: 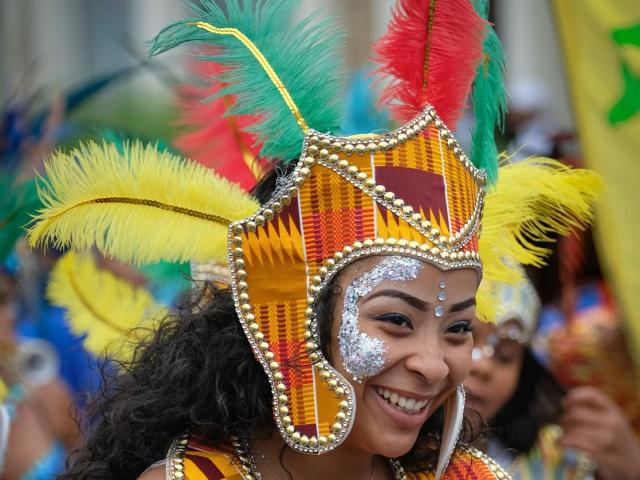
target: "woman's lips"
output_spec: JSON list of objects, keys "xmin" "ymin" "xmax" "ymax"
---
[{"xmin": 369, "ymin": 384, "xmax": 433, "ymax": 428}]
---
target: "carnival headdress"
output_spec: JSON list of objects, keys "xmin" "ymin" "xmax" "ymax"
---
[
  {"xmin": 479, "ymin": 266, "xmax": 541, "ymax": 344},
  {"xmin": 28, "ymin": 0, "xmax": 600, "ymax": 459}
]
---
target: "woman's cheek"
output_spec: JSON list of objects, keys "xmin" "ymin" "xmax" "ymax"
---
[{"xmin": 337, "ymin": 257, "xmax": 423, "ymax": 382}]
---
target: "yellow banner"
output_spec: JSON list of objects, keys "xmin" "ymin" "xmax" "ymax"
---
[{"xmin": 553, "ymin": 1, "xmax": 640, "ymax": 369}]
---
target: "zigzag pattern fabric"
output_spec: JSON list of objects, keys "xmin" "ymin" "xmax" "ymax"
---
[{"xmin": 165, "ymin": 437, "xmax": 508, "ymax": 479}]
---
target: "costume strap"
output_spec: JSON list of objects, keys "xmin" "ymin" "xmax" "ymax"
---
[{"xmin": 166, "ymin": 435, "xmax": 245, "ymax": 480}]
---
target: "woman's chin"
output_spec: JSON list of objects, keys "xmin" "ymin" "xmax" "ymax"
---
[{"xmin": 374, "ymin": 439, "xmax": 417, "ymax": 458}]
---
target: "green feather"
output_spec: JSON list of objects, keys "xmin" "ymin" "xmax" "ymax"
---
[
  {"xmin": 470, "ymin": 0, "xmax": 506, "ymax": 186},
  {"xmin": 139, "ymin": 261, "xmax": 191, "ymax": 299},
  {"xmin": 0, "ymin": 176, "xmax": 42, "ymax": 263},
  {"xmin": 149, "ymin": 0, "xmax": 345, "ymax": 162}
]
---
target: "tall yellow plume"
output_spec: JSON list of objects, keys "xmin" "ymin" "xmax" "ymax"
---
[
  {"xmin": 29, "ymin": 141, "xmax": 259, "ymax": 265},
  {"xmin": 476, "ymin": 158, "xmax": 602, "ymax": 322},
  {"xmin": 46, "ymin": 251, "xmax": 168, "ymax": 362}
]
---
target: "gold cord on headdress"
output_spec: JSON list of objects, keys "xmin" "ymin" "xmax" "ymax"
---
[
  {"xmin": 423, "ymin": 0, "xmax": 437, "ymax": 92},
  {"xmin": 221, "ymin": 96, "xmax": 266, "ymax": 181},
  {"xmin": 38, "ymin": 197, "xmax": 232, "ymax": 230},
  {"xmin": 190, "ymin": 21, "xmax": 309, "ymax": 132}
]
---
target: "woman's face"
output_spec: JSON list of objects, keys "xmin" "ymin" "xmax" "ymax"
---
[
  {"xmin": 464, "ymin": 320, "xmax": 525, "ymax": 422},
  {"xmin": 329, "ymin": 255, "xmax": 477, "ymax": 458}
]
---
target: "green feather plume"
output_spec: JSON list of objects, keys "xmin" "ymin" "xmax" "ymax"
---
[
  {"xmin": 470, "ymin": 0, "xmax": 506, "ymax": 186},
  {"xmin": 149, "ymin": 0, "xmax": 345, "ymax": 162},
  {"xmin": 0, "ymin": 176, "xmax": 42, "ymax": 263}
]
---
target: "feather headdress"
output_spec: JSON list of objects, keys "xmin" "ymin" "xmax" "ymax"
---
[
  {"xmin": 373, "ymin": 0, "xmax": 486, "ymax": 129},
  {"xmin": 0, "ymin": 176, "xmax": 41, "ymax": 263},
  {"xmin": 477, "ymin": 158, "xmax": 603, "ymax": 321},
  {"xmin": 28, "ymin": 141, "xmax": 259, "ymax": 265},
  {"xmin": 174, "ymin": 53, "xmax": 268, "ymax": 190},
  {"xmin": 47, "ymin": 251, "xmax": 167, "ymax": 362},
  {"xmin": 150, "ymin": 0, "xmax": 345, "ymax": 161},
  {"xmin": 469, "ymin": 0, "xmax": 507, "ymax": 185}
]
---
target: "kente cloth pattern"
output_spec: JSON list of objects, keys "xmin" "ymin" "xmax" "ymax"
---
[
  {"xmin": 165, "ymin": 436, "xmax": 508, "ymax": 479},
  {"xmin": 229, "ymin": 109, "xmax": 484, "ymax": 452}
]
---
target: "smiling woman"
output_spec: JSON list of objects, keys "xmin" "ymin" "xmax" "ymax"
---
[{"xmin": 328, "ymin": 257, "xmax": 477, "ymax": 460}]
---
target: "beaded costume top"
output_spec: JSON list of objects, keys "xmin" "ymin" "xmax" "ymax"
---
[{"xmin": 164, "ymin": 436, "xmax": 510, "ymax": 480}]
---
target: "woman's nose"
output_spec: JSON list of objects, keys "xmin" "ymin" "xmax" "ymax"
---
[
  {"xmin": 468, "ymin": 346, "xmax": 493, "ymax": 381},
  {"xmin": 403, "ymin": 339, "xmax": 450, "ymax": 385}
]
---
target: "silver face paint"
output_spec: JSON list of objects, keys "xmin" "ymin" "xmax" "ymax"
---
[{"xmin": 338, "ymin": 256, "xmax": 423, "ymax": 382}]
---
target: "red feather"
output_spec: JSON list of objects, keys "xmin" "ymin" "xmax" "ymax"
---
[
  {"xmin": 174, "ymin": 54, "xmax": 269, "ymax": 190},
  {"xmin": 373, "ymin": 0, "xmax": 486, "ymax": 128}
]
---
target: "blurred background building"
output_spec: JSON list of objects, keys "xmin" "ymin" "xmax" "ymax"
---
[{"xmin": 0, "ymin": 0, "xmax": 572, "ymax": 135}]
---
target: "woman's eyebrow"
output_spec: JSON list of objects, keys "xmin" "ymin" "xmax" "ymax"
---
[
  {"xmin": 448, "ymin": 297, "xmax": 476, "ymax": 313},
  {"xmin": 363, "ymin": 289, "xmax": 429, "ymax": 311}
]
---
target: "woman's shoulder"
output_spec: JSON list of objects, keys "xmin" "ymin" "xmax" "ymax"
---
[
  {"xmin": 160, "ymin": 435, "xmax": 245, "ymax": 480},
  {"xmin": 407, "ymin": 445, "xmax": 511, "ymax": 480}
]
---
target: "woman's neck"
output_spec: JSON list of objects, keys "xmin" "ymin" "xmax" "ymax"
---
[{"xmin": 251, "ymin": 433, "xmax": 393, "ymax": 480}]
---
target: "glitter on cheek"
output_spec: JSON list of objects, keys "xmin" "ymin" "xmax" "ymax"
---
[{"xmin": 338, "ymin": 256, "xmax": 423, "ymax": 381}]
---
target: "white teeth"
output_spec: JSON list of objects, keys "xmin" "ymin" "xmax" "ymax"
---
[{"xmin": 375, "ymin": 387, "xmax": 430, "ymax": 414}]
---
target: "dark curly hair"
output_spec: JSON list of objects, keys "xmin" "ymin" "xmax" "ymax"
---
[
  {"xmin": 60, "ymin": 164, "xmax": 482, "ymax": 479},
  {"xmin": 489, "ymin": 349, "xmax": 565, "ymax": 455}
]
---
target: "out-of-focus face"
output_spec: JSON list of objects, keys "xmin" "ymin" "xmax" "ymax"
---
[
  {"xmin": 464, "ymin": 320, "xmax": 525, "ymax": 422},
  {"xmin": 328, "ymin": 255, "xmax": 477, "ymax": 458}
]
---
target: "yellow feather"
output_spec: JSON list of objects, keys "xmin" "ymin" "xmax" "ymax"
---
[
  {"xmin": 476, "ymin": 158, "xmax": 603, "ymax": 322},
  {"xmin": 29, "ymin": 141, "xmax": 259, "ymax": 265},
  {"xmin": 0, "ymin": 377, "xmax": 7, "ymax": 403},
  {"xmin": 46, "ymin": 251, "xmax": 168, "ymax": 362}
]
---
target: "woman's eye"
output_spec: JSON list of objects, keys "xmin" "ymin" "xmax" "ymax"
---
[
  {"xmin": 494, "ymin": 345, "xmax": 520, "ymax": 364},
  {"xmin": 373, "ymin": 313, "xmax": 413, "ymax": 329},
  {"xmin": 447, "ymin": 320, "xmax": 472, "ymax": 335}
]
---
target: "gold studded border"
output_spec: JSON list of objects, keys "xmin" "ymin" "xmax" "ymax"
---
[
  {"xmin": 301, "ymin": 105, "xmax": 486, "ymax": 252},
  {"xmin": 228, "ymin": 223, "xmax": 355, "ymax": 454},
  {"xmin": 166, "ymin": 435, "xmax": 188, "ymax": 479},
  {"xmin": 461, "ymin": 446, "xmax": 512, "ymax": 479}
]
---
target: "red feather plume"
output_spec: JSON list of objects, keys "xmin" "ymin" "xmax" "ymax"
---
[
  {"xmin": 174, "ymin": 53, "xmax": 269, "ymax": 190},
  {"xmin": 373, "ymin": 0, "xmax": 486, "ymax": 129}
]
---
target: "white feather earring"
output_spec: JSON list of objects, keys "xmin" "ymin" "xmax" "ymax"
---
[{"xmin": 435, "ymin": 385, "xmax": 466, "ymax": 480}]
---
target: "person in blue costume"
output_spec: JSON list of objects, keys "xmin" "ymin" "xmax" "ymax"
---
[{"xmin": 0, "ymin": 270, "xmax": 78, "ymax": 480}]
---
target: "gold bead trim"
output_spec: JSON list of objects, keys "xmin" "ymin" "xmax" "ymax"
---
[
  {"xmin": 301, "ymin": 106, "xmax": 485, "ymax": 252},
  {"xmin": 166, "ymin": 434, "xmax": 189, "ymax": 480},
  {"xmin": 228, "ymin": 227, "xmax": 354, "ymax": 454},
  {"xmin": 232, "ymin": 437, "xmax": 261, "ymax": 480},
  {"xmin": 462, "ymin": 446, "xmax": 512, "ymax": 479}
]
